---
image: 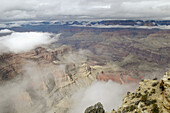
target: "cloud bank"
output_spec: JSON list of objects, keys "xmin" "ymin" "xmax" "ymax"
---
[
  {"xmin": 0, "ymin": 30, "xmax": 58, "ymax": 54},
  {"xmin": 0, "ymin": 0, "xmax": 170, "ymax": 21},
  {"xmin": 69, "ymin": 81, "xmax": 137, "ymax": 113},
  {"xmin": 0, "ymin": 29, "xmax": 13, "ymax": 33},
  {"xmin": 0, "ymin": 62, "xmax": 59, "ymax": 113}
]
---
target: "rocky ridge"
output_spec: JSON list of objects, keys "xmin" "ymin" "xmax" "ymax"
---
[
  {"xmin": 0, "ymin": 45, "xmax": 72, "ymax": 81},
  {"xmin": 85, "ymin": 70, "xmax": 170, "ymax": 113}
]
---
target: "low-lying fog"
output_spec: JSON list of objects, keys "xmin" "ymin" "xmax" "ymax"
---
[{"xmin": 0, "ymin": 29, "xmax": 138, "ymax": 113}]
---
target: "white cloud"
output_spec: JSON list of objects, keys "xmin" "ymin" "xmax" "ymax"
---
[
  {"xmin": 0, "ymin": 32, "xmax": 58, "ymax": 54},
  {"xmin": 0, "ymin": 0, "xmax": 170, "ymax": 20},
  {"xmin": 0, "ymin": 29, "xmax": 13, "ymax": 33},
  {"xmin": 0, "ymin": 62, "xmax": 60, "ymax": 113},
  {"xmin": 69, "ymin": 81, "xmax": 137, "ymax": 113}
]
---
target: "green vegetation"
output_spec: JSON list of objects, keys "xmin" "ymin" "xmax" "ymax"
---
[
  {"xmin": 141, "ymin": 94, "xmax": 148, "ymax": 102},
  {"xmin": 129, "ymin": 105, "xmax": 136, "ymax": 111},
  {"xmin": 152, "ymin": 82, "xmax": 159, "ymax": 87},
  {"xmin": 122, "ymin": 105, "xmax": 136, "ymax": 112},
  {"xmin": 151, "ymin": 104, "xmax": 159, "ymax": 113},
  {"xmin": 151, "ymin": 89, "xmax": 156, "ymax": 94}
]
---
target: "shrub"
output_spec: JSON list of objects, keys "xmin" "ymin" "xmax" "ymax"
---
[
  {"xmin": 151, "ymin": 104, "xmax": 159, "ymax": 113},
  {"xmin": 129, "ymin": 105, "xmax": 136, "ymax": 111},
  {"xmin": 141, "ymin": 94, "xmax": 147, "ymax": 102}
]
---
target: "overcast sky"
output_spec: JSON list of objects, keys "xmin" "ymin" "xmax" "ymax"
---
[{"xmin": 0, "ymin": 0, "xmax": 170, "ymax": 21}]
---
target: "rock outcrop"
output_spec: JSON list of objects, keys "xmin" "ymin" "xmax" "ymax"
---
[
  {"xmin": 116, "ymin": 71, "xmax": 169, "ymax": 113},
  {"xmin": 96, "ymin": 71, "xmax": 142, "ymax": 84},
  {"xmin": 84, "ymin": 102, "xmax": 105, "ymax": 113},
  {"xmin": 85, "ymin": 70, "xmax": 170, "ymax": 113},
  {"xmin": 0, "ymin": 45, "xmax": 72, "ymax": 81}
]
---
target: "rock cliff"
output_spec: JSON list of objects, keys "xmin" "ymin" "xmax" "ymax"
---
[
  {"xmin": 85, "ymin": 70, "xmax": 170, "ymax": 113},
  {"xmin": 0, "ymin": 45, "xmax": 72, "ymax": 81}
]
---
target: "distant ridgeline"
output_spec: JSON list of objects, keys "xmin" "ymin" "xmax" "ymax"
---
[{"xmin": 1, "ymin": 20, "xmax": 170, "ymax": 33}]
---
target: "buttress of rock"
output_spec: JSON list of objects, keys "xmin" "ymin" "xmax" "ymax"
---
[
  {"xmin": 84, "ymin": 102, "xmax": 105, "ymax": 113},
  {"xmin": 84, "ymin": 70, "xmax": 170, "ymax": 113}
]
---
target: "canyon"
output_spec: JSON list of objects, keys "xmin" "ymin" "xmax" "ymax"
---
[{"xmin": 0, "ymin": 20, "xmax": 170, "ymax": 113}]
